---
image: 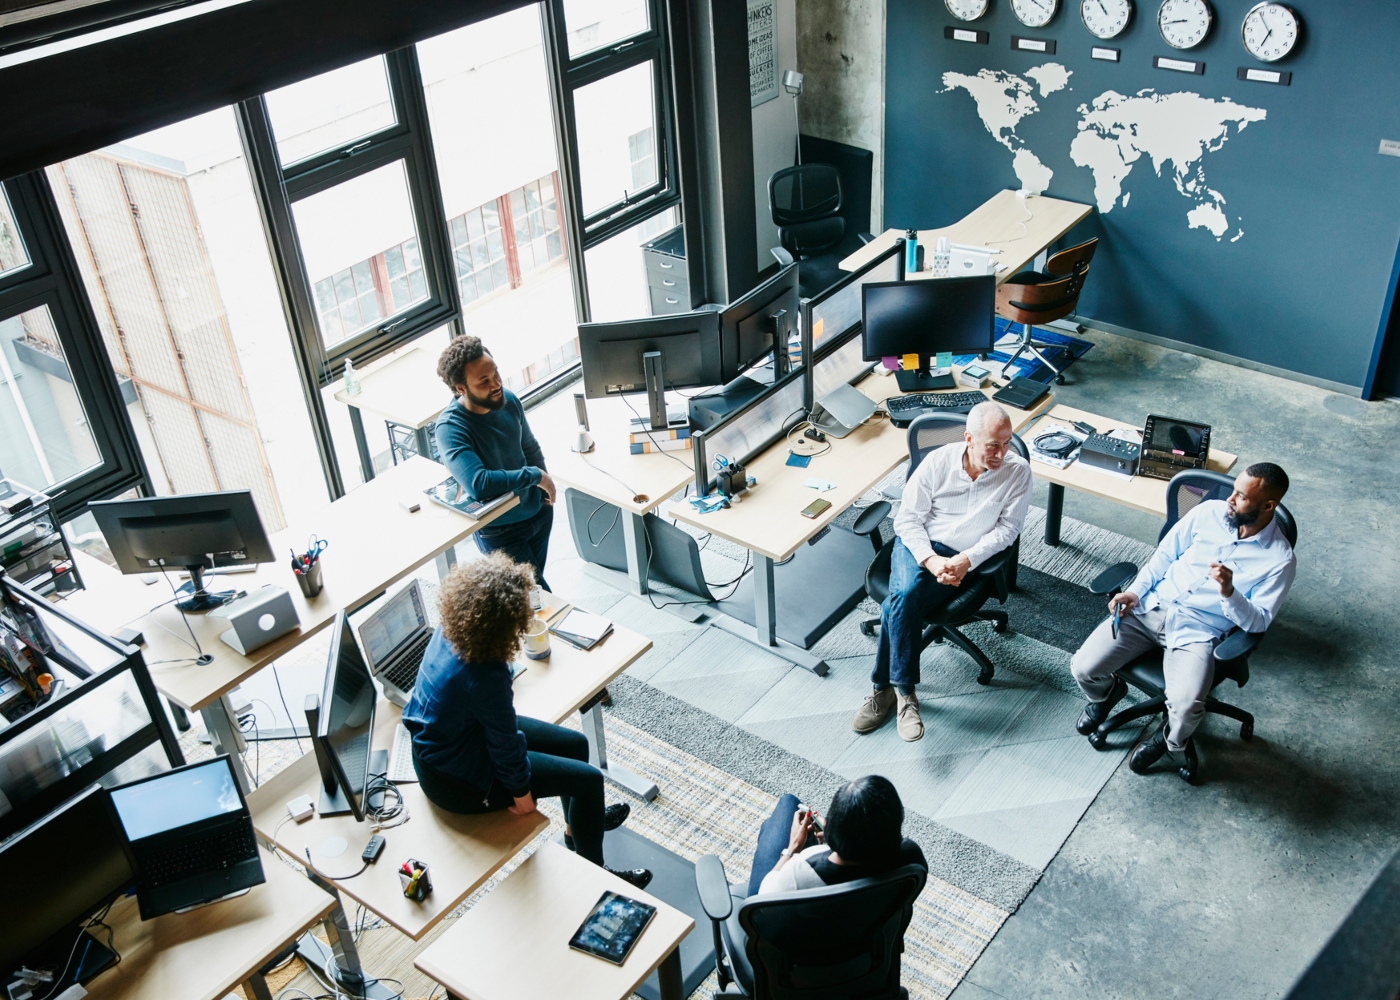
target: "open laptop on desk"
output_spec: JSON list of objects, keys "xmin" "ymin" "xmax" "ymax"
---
[
  {"xmin": 358, "ymin": 579, "xmax": 434, "ymax": 708},
  {"xmin": 109, "ymin": 755, "xmax": 264, "ymax": 919}
]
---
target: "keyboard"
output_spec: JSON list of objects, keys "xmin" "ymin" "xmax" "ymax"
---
[
  {"xmin": 885, "ymin": 391, "xmax": 990, "ymax": 426},
  {"xmin": 138, "ymin": 824, "xmax": 258, "ymax": 887},
  {"xmin": 388, "ymin": 723, "xmax": 418, "ymax": 783},
  {"xmin": 382, "ymin": 631, "xmax": 432, "ymax": 692}
]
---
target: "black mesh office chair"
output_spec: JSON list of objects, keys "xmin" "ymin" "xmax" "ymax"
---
[
  {"xmin": 769, "ymin": 164, "xmax": 854, "ymax": 299},
  {"xmin": 694, "ymin": 853, "xmax": 926, "ymax": 999},
  {"xmin": 1084, "ymin": 469, "xmax": 1297, "ymax": 782},
  {"xmin": 857, "ymin": 414, "xmax": 1027, "ymax": 686}
]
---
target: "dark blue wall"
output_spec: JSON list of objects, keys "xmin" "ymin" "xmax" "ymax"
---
[{"xmin": 884, "ymin": 0, "xmax": 1400, "ymax": 390}]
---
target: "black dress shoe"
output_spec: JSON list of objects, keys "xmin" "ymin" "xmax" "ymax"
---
[
  {"xmin": 1076, "ymin": 677, "xmax": 1128, "ymax": 735},
  {"xmin": 603, "ymin": 802, "xmax": 631, "ymax": 831},
  {"xmin": 607, "ymin": 866, "xmax": 654, "ymax": 890},
  {"xmin": 1129, "ymin": 724, "xmax": 1170, "ymax": 774}
]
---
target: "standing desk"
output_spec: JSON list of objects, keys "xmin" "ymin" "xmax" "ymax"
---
[
  {"xmin": 531, "ymin": 386, "xmax": 695, "ymax": 597},
  {"xmin": 414, "ymin": 841, "xmax": 693, "ymax": 1000},
  {"xmin": 1025, "ymin": 404, "xmax": 1238, "ymax": 545},
  {"xmin": 333, "ymin": 347, "xmax": 445, "ymax": 484},
  {"xmin": 61, "ymin": 456, "xmax": 517, "ymax": 794},
  {"xmin": 86, "ymin": 847, "xmax": 334, "ymax": 1000},
  {"xmin": 667, "ymin": 368, "xmax": 1052, "ymax": 673},
  {"xmin": 840, "ymin": 190, "xmax": 1094, "ymax": 284}
]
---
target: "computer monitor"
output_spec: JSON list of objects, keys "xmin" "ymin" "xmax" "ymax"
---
[
  {"xmin": 720, "ymin": 263, "xmax": 800, "ymax": 379},
  {"xmin": 88, "ymin": 491, "xmax": 275, "ymax": 612},
  {"xmin": 306, "ymin": 611, "xmax": 381, "ymax": 820},
  {"xmin": 861, "ymin": 275, "xmax": 996, "ymax": 388},
  {"xmin": 692, "ymin": 366, "xmax": 807, "ymax": 496},
  {"xmin": 0, "ymin": 786, "xmax": 133, "ymax": 983},
  {"xmin": 578, "ymin": 310, "xmax": 724, "ymax": 430},
  {"xmin": 800, "ymin": 243, "xmax": 900, "ymax": 410}
]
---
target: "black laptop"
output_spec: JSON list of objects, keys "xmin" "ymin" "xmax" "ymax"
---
[
  {"xmin": 991, "ymin": 376, "xmax": 1052, "ymax": 410},
  {"xmin": 109, "ymin": 755, "xmax": 265, "ymax": 919}
]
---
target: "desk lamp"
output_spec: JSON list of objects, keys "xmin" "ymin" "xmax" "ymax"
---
[{"xmin": 782, "ymin": 70, "xmax": 804, "ymax": 164}]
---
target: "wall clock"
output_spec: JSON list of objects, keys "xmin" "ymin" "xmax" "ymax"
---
[
  {"xmin": 944, "ymin": 0, "xmax": 990, "ymax": 21},
  {"xmin": 1241, "ymin": 2, "xmax": 1300, "ymax": 62},
  {"xmin": 1081, "ymin": 0, "xmax": 1133, "ymax": 39},
  {"xmin": 1157, "ymin": 0, "xmax": 1213, "ymax": 50},
  {"xmin": 1012, "ymin": 0, "xmax": 1059, "ymax": 28}
]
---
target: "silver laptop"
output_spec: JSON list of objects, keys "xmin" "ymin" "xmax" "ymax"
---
[
  {"xmin": 357, "ymin": 580, "xmax": 433, "ymax": 708},
  {"xmin": 810, "ymin": 383, "xmax": 877, "ymax": 438}
]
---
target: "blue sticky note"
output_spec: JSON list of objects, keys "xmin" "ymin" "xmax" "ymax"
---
[
  {"xmin": 786, "ymin": 452, "xmax": 812, "ymax": 468},
  {"xmin": 935, "ymin": 351, "xmax": 953, "ymax": 370}
]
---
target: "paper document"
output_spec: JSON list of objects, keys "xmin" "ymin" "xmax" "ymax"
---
[{"xmin": 550, "ymin": 608, "xmax": 614, "ymax": 649}]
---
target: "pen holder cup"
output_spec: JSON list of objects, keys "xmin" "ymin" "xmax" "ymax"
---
[
  {"xmin": 399, "ymin": 858, "xmax": 432, "ymax": 902},
  {"xmin": 296, "ymin": 561, "xmax": 323, "ymax": 599}
]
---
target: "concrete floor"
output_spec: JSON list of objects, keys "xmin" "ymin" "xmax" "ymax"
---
[{"xmin": 949, "ymin": 329, "xmax": 1400, "ymax": 999}]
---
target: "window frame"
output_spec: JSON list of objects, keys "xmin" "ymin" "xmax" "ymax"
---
[{"xmin": 0, "ymin": 173, "xmax": 150, "ymax": 522}]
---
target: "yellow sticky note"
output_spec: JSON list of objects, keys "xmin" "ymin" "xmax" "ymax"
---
[
  {"xmin": 812, "ymin": 317, "xmax": 824, "ymax": 343},
  {"xmin": 902, "ymin": 353, "xmax": 920, "ymax": 371}
]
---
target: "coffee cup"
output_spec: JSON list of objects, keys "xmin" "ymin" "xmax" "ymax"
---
[{"xmin": 523, "ymin": 617, "xmax": 551, "ymax": 660}]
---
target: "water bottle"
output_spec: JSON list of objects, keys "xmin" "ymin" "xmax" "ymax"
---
[
  {"xmin": 904, "ymin": 229, "xmax": 920, "ymax": 273},
  {"xmin": 343, "ymin": 358, "xmax": 361, "ymax": 395}
]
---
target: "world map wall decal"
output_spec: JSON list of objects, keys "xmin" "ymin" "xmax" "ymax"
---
[{"xmin": 940, "ymin": 63, "xmax": 1267, "ymax": 242}]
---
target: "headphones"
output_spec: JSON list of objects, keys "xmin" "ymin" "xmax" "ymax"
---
[{"xmin": 1033, "ymin": 431, "xmax": 1078, "ymax": 459}]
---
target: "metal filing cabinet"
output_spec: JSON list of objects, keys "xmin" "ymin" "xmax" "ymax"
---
[{"xmin": 641, "ymin": 225, "xmax": 688, "ymax": 315}]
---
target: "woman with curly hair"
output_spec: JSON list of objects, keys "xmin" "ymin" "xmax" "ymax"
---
[{"xmin": 402, "ymin": 552, "xmax": 652, "ymax": 889}]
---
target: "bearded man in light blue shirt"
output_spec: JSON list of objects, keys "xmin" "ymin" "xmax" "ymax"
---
[{"xmin": 1071, "ymin": 463, "xmax": 1296, "ymax": 774}]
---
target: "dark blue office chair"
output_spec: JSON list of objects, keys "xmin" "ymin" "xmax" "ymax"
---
[
  {"xmin": 857, "ymin": 413, "xmax": 1027, "ymax": 686},
  {"xmin": 695, "ymin": 853, "xmax": 926, "ymax": 999},
  {"xmin": 1084, "ymin": 469, "xmax": 1298, "ymax": 782}
]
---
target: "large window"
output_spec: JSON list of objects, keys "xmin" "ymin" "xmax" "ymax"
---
[{"xmin": 46, "ymin": 109, "xmax": 331, "ymax": 531}]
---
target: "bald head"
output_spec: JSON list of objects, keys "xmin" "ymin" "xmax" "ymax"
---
[{"xmin": 963, "ymin": 401, "xmax": 1014, "ymax": 475}]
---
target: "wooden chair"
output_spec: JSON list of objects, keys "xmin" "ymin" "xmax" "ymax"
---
[{"xmin": 993, "ymin": 237, "xmax": 1097, "ymax": 384}]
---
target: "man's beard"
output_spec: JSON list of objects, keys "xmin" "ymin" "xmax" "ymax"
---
[
  {"xmin": 1226, "ymin": 506, "xmax": 1259, "ymax": 530},
  {"xmin": 466, "ymin": 387, "xmax": 505, "ymax": 411}
]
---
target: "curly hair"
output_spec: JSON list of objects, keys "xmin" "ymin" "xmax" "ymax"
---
[
  {"xmin": 437, "ymin": 335, "xmax": 490, "ymax": 396},
  {"xmin": 436, "ymin": 552, "xmax": 535, "ymax": 664}
]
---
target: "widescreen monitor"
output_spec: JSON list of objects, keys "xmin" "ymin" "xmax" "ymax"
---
[
  {"xmin": 860, "ymin": 275, "xmax": 996, "ymax": 361},
  {"xmin": 88, "ymin": 491, "xmax": 274, "ymax": 611},
  {"xmin": 578, "ymin": 310, "xmax": 725, "ymax": 429},
  {"xmin": 719, "ymin": 264, "xmax": 800, "ymax": 378},
  {"xmin": 312, "ymin": 611, "xmax": 379, "ymax": 821}
]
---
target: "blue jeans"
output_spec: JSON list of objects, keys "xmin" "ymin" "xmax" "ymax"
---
[
  {"xmin": 475, "ymin": 504, "xmax": 553, "ymax": 591},
  {"xmin": 747, "ymin": 793, "xmax": 818, "ymax": 895},
  {"xmin": 872, "ymin": 539, "xmax": 965, "ymax": 693}
]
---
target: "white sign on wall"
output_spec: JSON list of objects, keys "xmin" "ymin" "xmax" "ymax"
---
[{"xmin": 748, "ymin": 0, "xmax": 777, "ymax": 108}]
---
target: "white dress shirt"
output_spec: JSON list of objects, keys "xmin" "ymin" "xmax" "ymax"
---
[
  {"xmin": 1127, "ymin": 499, "xmax": 1296, "ymax": 645},
  {"xmin": 892, "ymin": 443, "xmax": 1032, "ymax": 570}
]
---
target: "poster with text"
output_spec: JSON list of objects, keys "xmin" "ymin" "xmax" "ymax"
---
[{"xmin": 749, "ymin": 0, "xmax": 777, "ymax": 107}]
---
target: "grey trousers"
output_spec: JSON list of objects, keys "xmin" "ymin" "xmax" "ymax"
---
[{"xmin": 1070, "ymin": 605, "xmax": 1215, "ymax": 751}]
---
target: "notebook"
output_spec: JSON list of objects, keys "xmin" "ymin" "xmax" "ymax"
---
[{"xmin": 549, "ymin": 608, "xmax": 614, "ymax": 650}]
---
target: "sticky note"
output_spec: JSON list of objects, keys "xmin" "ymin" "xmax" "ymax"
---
[
  {"xmin": 902, "ymin": 353, "xmax": 921, "ymax": 371},
  {"xmin": 936, "ymin": 351, "xmax": 953, "ymax": 369},
  {"xmin": 812, "ymin": 317, "xmax": 824, "ymax": 343},
  {"xmin": 882, "ymin": 356, "xmax": 900, "ymax": 371}
]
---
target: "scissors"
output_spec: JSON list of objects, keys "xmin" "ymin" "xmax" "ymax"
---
[{"xmin": 306, "ymin": 535, "xmax": 329, "ymax": 562}]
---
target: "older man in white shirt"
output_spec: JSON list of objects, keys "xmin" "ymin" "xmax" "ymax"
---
[
  {"xmin": 852, "ymin": 401, "xmax": 1032, "ymax": 742},
  {"xmin": 1071, "ymin": 462, "xmax": 1296, "ymax": 774}
]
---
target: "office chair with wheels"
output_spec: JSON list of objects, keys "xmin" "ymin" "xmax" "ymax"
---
[
  {"xmin": 769, "ymin": 164, "xmax": 852, "ymax": 299},
  {"xmin": 858, "ymin": 414, "xmax": 1027, "ymax": 686},
  {"xmin": 695, "ymin": 854, "xmax": 926, "ymax": 999},
  {"xmin": 1083, "ymin": 469, "xmax": 1297, "ymax": 782},
  {"xmin": 994, "ymin": 237, "xmax": 1098, "ymax": 385}
]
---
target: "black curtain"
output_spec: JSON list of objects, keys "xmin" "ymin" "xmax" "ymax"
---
[{"xmin": 0, "ymin": 0, "xmax": 527, "ymax": 180}]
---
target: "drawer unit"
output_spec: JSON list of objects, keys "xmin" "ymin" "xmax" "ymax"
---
[{"xmin": 641, "ymin": 225, "xmax": 688, "ymax": 315}]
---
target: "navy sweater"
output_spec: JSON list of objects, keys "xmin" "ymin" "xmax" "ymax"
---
[
  {"xmin": 402, "ymin": 629, "xmax": 530, "ymax": 796},
  {"xmin": 434, "ymin": 391, "xmax": 546, "ymax": 526}
]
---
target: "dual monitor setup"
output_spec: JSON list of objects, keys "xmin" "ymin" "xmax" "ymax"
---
[{"xmin": 582, "ymin": 240, "xmax": 998, "ymax": 497}]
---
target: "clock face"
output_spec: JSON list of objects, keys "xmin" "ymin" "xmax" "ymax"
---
[
  {"xmin": 1081, "ymin": 0, "xmax": 1134, "ymax": 39},
  {"xmin": 1241, "ymin": 2, "xmax": 1299, "ymax": 62},
  {"xmin": 944, "ymin": 0, "xmax": 990, "ymax": 21},
  {"xmin": 1012, "ymin": 0, "xmax": 1059, "ymax": 28},
  {"xmin": 1157, "ymin": 0, "xmax": 1213, "ymax": 49}
]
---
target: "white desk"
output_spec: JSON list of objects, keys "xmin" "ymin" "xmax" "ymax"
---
[{"xmin": 333, "ymin": 347, "xmax": 446, "ymax": 483}]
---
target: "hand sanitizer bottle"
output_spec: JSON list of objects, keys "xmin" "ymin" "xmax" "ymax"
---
[{"xmin": 343, "ymin": 358, "xmax": 361, "ymax": 395}]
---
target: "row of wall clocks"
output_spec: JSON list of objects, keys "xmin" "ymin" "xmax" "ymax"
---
[{"xmin": 942, "ymin": 0, "xmax": 1302, "ymax": 61}]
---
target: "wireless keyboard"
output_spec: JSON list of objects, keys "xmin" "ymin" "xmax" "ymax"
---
[{"xmin": 885, "ymin": 391, "xmax": 989, "ymax": 426}]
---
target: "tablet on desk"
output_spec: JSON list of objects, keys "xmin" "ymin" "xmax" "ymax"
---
[{"xmin": 568, "ymin": 890, "xmax": 657, "ymax": 965}]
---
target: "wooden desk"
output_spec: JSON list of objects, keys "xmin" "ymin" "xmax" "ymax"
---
[
  {"xmin": 249, "ymin": 702, "xmax": 549, "ymax": 941},
  {"xmin": 333, "ymin": 347, "xmax": 447, "ymax": 484},
  {"xmin": 1026, "ymin": 404, "xmax": 1239, "ymax": 545},
  {"xmin": 62, "ymin": 457, "xmax": 517, "ymax": 793},
  {"xmin": 531, "ymin": 388, "xmax": 695, "ymax": 597},
  {"xmin": 666, "ymin": 367, "xmax": 1053, "ymax": 671},
  {"xmin": 87, "ymin": 847, "xmax": 333, "ymax": 1000},
  {"xmin": 840, "ymin": 190, "xmax": 1094, "ymax": 284},
  {"xmin": 414, "ymin": 841, "xmax": 693, "ymax": 1000}
]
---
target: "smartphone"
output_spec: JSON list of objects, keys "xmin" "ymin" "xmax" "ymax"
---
[
  {"xmin": 1111, "ymin": 602, "xmax": 1122, "ymax": 640},
  {"xmin": 800, "ymin": 498, "xmax": 832, "ymax": 519}
]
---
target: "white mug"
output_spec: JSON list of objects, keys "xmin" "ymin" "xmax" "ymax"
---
[{"xmin": 523, "ymin": 618, "xmax": 551, "ymax": 660}]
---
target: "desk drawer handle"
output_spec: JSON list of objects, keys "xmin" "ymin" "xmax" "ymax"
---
[
  {"xmin": 662, "ymin": 279, "xmax": 676, "ymax": 286},
  {"xmin": 665, "ymin": 296, "xmax": 679, "ymax": 304},
  {"xmin": 658, "ymin": 260, "xmax": 674, "ymax": 269}
]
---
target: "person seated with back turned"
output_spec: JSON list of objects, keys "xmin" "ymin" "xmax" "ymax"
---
[
  {"xmin": 402, "ymin": 552, "xmax": 652, "ymax": 889},
  {"xmin": 435, "ymin": 335, "xmax": 556, "ymax": 590},
  {"xmin": 852, "ymin": 400, "xmax": 1031, "ymax": 742},
  {"xmin": 746, "ymin": 775, "xmax": 926, "ymax": 898},
  {"xmin": 1072, "ymin": 464, "xmax": 1296, "ymax": 774}
]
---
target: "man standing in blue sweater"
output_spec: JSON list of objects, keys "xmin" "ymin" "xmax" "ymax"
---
[{"xmin": 435, "ymin": 336, "xmax": 556, "ymax": 589}]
